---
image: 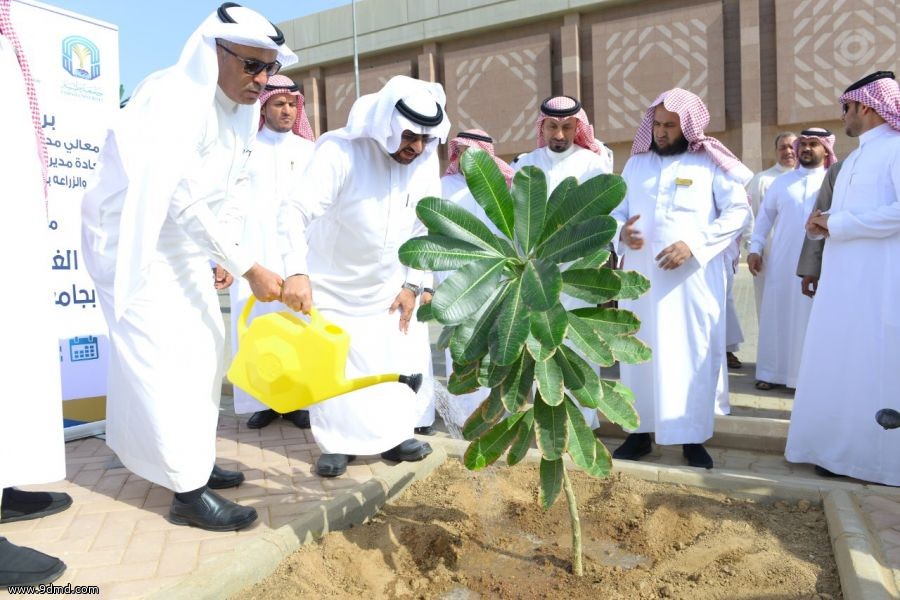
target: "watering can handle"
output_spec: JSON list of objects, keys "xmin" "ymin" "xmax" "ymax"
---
[{"xmin": 237, "ymin": 296, "xmax": 322, "ymax": 340}]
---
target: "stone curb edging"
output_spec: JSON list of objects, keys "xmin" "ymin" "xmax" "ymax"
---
[
  {"xmin": 148, "ymin": 448, "xmax": 447, "ymax": 600},
  {"xmin": 825, "ymin": 490, "xmax": 900, "ymax": 600}
]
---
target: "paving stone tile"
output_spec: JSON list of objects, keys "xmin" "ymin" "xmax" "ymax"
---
[
  {"xmin": 142, "ymin": 487, "xmax": 173, "ymax": 509},
  {"xmin": 122, "ymin": 530, "xmax": 167, "ymax": 563},
  {"xmin": 77, "ymin": 560, "xmax": 158, "ymax": 584},
  {"xmin": 117, "ymin": 479, "xmax": 153, "ymax": 502},
  {"xmin": 155, "ymin": 541, "xmax": 200, "ymax": 577},
  {"xmin": 72, "ymin": 468, "xmax": 104, "ymax": 487},
  {"xmin": 59, "ymin": 512, "xmax": 107, "ymax": 544},
  {"xmin": 102, "ymin": 575, "xmax": 182, "ymax": 600},
  {"xmin": 91, "ymin": 514, "xmax": 137, "ymax": 550}
]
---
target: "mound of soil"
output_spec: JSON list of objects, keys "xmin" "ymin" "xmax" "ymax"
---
[{"xmin": 235, "ymin": 460, "xmax": 841, "ymax": 600}]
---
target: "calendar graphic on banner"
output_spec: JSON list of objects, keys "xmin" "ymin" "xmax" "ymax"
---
[{"xmin": 69, "ymin": 336, "xmax": 99, "ymax": 362}]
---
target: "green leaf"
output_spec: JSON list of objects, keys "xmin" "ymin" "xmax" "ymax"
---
[
  {"xmin": 449, "ymin": 317, "xmax": 477, "ymax": 364},
  {"xmin": 553, "ymin": 345, "xmax": 585, "ymax": 391},
  {"xmin": 462, "ymin": 388, "xmax": 506, "ymax": 441},
  {"xmin": 564, "ymin": 396, "xmax": 611, "ymax": 478},
  {"xmin": 507, "ymin": 409, "xmax": 535, "ymax": 466},
  {"xmin": 479, "ymin": 360, "xmax": 512, "ymax": 388},
  {"xmin": 539, "ymin": 458, "xmax": 564, "ymax": 509},
  {"xmin": 542, "ymin": 173, "xmax": 627, "ymax": 240},
  {"xmin": 597, "ymin": 379, "xmax": 640, "ymax": 430},
  {"xmin": 457, "ymin": 283, "xmax": 511, "ymax": 363},
  {"xmin": 520, "ymin": 259, "xmax": 562, "ymax": 311},
  {"xmin": 570, "ymin": 306, "xmax": 641, "ymax": 336},
  {"xmin": 537, "ymin": 215, "xmax": 617, "ymax": 263},
  {"xmin": 534, "ymin": 355, "xmax": 565, "ymax": 406},
  {"xmin": 570, "ymin": 248, "xmax": 612, "ymax": 270},
  {"xmin": 447, "ymin": 361, "xmax": 479, "ymax": 395},
  {"xmin": 416, "ymin": 301, "xmax": 434, "ymax": 323},
  {"xmin": 432, "ymin": 258, "xmax": 508, "ymax": 325},
  {"xmin": 463, "ymin": 411, "xmax": 526, "ymax": 470},
  {"xmin": 525, "ymin": 333, "xmax": 556, "ymax": 362},
  {"xmin": 529, "ymin": 303, "xmax": 568, "ymax": 351},
  {"xmin": 460, "ymin": 149, "xmax": 515, "ymax": 240},
  {"xmin": 566, "ymin": 312, "xmax": 615, "ymax": 367},
  {"xmin": 616, "ymin": 269, "xmax": 651, "ymax": 300},
  {"xmin": 436, "ymin": 325, "xmax": 454, "ymax": 351},
  {"xmin": 559, "ymin": 346, "xmax": 602, "ymax": 409},
  {"xmin": 605, "ymin": 334, "xmax": 652, "ymax": 364},
  {"xmin": 534, "ymin": 391, "xmax": 568, "ymax": 460},
  {"xmin": 542, "ymin": 176, "xmax": 578, "ymax": 240},
  {"xmin": 398, "ymin": 235, "xmax": 498, "ymax": 271},
  {"xmin": 498, "ymin": 351, "xmax": 535, "ymax": 412},
  {"xmin": 416, "ymin": 196, "xmax": 510, "ymax": 256},
  {"xmin": 511, "ymin": 166, "xmax": 547, "ymax": 254},
  {"xmin": 490, "ymin": 276, "xmax": 530, "ymax": 365},
  {"xmin": 561, "ymin": 267, "xmax": 621, "ymax": 304}
]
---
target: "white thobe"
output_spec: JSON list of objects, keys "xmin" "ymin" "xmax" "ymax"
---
[
  {"xmin": 280, "ymin": 136, "xmax": 438, "ymax": 455},
  {"xmin": 750, "ymin": 166, "xmax": 823, "ymax": 387},
  {"xmin": 0, "ymin": 35, "xmax": 65, "ymax": 492},
  {"xmin": 786, "ymin": 124, "xmax": 900, "ymax": 485},
  {"xmin": 613, "ymin": 151, "xmax": 751, "ymax": 444},
  {"xmin": 746, "ymin": 163, "xmax": 794, "ymax": 316},
  {"xmin": 82, "ymin": 88, "xmax": 255, "ymax": 492},
  {"xmin": 230, "ymin": 127, "xmax": 314, "ymax": 415},
  {"xmin": 515, "ymin": 145, "xmax": 612, "ymax": 428}
]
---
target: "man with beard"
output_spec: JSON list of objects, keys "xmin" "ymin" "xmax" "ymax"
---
[
  {"xmin": 611, "ymin": 89, "xmax": 751, "ymax": 469},
  {"xmin": 279, "ymin": 76, "xmax": 449, "ymax": 477},
  {"xmin": 786, "ymin": 71, "xmax": 900, "ymax": 484},
  {"xmin": 228, "ymin": 74, "xmax": 316, "ymax": 431},
  {"xmin": 748, "ymin": 129, "xmax": 836, "ymax": 391}
]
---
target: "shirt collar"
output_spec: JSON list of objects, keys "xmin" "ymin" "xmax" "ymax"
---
[
  {"xmin": 215, "ymin": 86, "xmax": 240, "ymax": 114},
  {"xmin": 859, "ymin": 122, "xmax": 892, "ymax": 146},
  {"xmin": 544, "ymin": 144, "xmax": 577, "ymax": 163}
]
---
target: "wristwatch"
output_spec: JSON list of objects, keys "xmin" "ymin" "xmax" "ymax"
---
[
  {"xmin": 402, "ymin": 282, "xmax": 421, "ymax": 296},
  {"xmin": 422, "ymin": 287, "xmax": 435, "ymax": 295}
]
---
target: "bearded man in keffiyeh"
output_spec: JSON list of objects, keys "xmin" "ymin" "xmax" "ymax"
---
[
  {"xmin": 514, "ymin": 95, "xmax": 613, "ymax": 189},
  {"xmin": 81, "ymin": 2, "xmax": 296, "ymax": 532},
  {"xmin": 0, "ymin": 0, "xmax": 70, "ymax": 586},
  {"xmin": 786, "ymin": 71, "xmax": 900, "ymax": 486},
  {"xmin": 231, "ymin": 74, "xmax": 317, "ymax": 430},
  {"xmin": 610, "ymin": 88, "xmax": 751, "ymax": 469},
  {"xmin": 747, "ymin": 127, "xmax": 836, "ymax": 395}
]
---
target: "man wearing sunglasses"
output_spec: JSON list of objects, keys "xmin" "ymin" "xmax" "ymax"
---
[
  {"xmin": 81, "ymin": 3, "xmax": 295, "ymax": 532},
  {"xmin": 280, "ymin": 76, "xmax": 450, "ymax": 478}
]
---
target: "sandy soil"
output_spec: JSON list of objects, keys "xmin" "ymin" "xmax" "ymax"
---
[{"xmin": 234, "ymin": 460, "xmax": 841, "ymax": 600}]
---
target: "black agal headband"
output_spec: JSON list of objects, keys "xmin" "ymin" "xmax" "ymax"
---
[
  {"xmin": 395, "ymin": 99, "xmax": 444, "ymax": 127},
  {"xmin": 217, "ymin": 2, "xmax": 285, "ymax": 46},
  {"xmin": 843, "ymin": 71, "xmax": 895, "ymax": 94},
  {"xmin": 540, "ymin": 96, "xmax": 582, "ymax": 117},
  {"xmin": 457, "ymin": 131, "xmax": 493, "ymax": 143}
]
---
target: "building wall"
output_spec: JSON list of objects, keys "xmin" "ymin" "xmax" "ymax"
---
[{"xmin": 280, "ymin": 0, "xmax": 899, "ymax": 172}]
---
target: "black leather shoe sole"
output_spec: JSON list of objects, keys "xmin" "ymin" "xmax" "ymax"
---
[
  {"xmin": 1, "ymin": 489, "xmax": 73, "ymax": 524},
  {"xmin": 381, "ymin": 442, "xmax": 433, "ymax": 463},
  {"xmin": 246, "ymin": 409, "xmax": 278, "ymax": 429}
]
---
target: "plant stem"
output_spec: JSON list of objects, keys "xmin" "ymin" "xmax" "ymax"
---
[{"xmin": 561, "ymin": 465, "xmax": 583, "ymax": 576}]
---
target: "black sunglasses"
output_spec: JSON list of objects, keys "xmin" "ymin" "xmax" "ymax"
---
[{"xmin": 216, "ymin": 42, "xmax": 281, "ymax": 77}]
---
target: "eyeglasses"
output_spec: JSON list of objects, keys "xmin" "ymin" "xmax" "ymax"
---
[
  {"xmin": 401, "ymin": 132, "xmax": 435, "ymax": 144},
  {"xmin": 842, "ymin": 102, "xmax": 852, "ymax": 115},
  {"xmin": 216, "ymin": 42, "xmax": 281, "ymax": 77}
]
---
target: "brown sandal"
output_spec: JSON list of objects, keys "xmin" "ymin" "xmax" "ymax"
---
[
  {"xmin": 755, "ymin": 380, "xmax": 776, "ymax": 391},
  {"xmin": 727, "ymin": 352, "xmax": 742, "ymax": 369}
]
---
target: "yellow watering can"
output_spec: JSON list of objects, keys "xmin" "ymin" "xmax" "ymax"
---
[{"xmin": 227, "ymin": 297, "xmax": 422, "ymax": 413}]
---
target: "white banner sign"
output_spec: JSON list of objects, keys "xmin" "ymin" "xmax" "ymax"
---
[{"xmin": 12, "ymin": 0, "xmax": 118, "ymax": 405}]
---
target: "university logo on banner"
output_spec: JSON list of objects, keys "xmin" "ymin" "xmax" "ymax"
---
[{"xmin": 61, "ymin": 35, "xmax": 100, "ymax": 80}]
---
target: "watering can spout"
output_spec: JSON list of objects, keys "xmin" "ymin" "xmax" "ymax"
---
[{"xmin": 342, "ymin": 372, "xmax": 422, "ymax": 395}]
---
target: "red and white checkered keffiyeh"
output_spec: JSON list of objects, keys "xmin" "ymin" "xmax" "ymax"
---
[
  {"xmin": 445, "ymin": 129, "xmax": 514, "ymax": 185},
  {"xmin": 257, "ymin": 74, "xmax": 315, "ymax": 141},
  {"xmin": 792, "ymin": 128, "xmax": 838, "ymax": 168},
  {"xmin": 839, "ymin": 75, "xmax": 900, "ymax": 132},
  {"xmin": 537, "ymin": 96, "xmax": 604, "ymax": 155},
  {"xmin": 631, "ymin": 88, "xmax": 750, "ymax": 182},
  {"xmin": 1, "ymin": 0, "xmax": 47, "ymax": 197}
]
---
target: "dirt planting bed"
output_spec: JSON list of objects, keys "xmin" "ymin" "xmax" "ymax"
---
[{"xmin": 235, "ymin": 460, "xmax": 841, "ymax": 599}]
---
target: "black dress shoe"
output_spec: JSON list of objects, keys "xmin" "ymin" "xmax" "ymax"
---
[
  {"xmin": 316, "ymin": 453, "xmax": 355, "ymax": 478},
  {"xmin": 381, "ymin": 439, "xmax": 433, "ymax": 462},
  {"xmin": 284, "ymin": 410, "xmax": 310, "ymax": 429},
  {"xmin": 168, "ymin": 489, "xmax": 257, "ymax": 531},
  {"xmin": 247, "ymin": 409, "xmax": 278, "ymax": 429},
  {"xmin": 1, "ymin": 488, "xmax": 73, "ymax": 524},
  {"xmin": 814, "ymin": 465, "xmax": 841, "ymax": 478},
  {"xmin": 207, "ymin": 465, "xmax": 245, "ymax": 490},
  {"xmin": 612, "ymin": 433, "xmax": 652, "ymax": 460},
  {"xmin": 0, "ymin": 537, "xmax": 66, "ymax": 587},
  {"xmin": 683, "ymin": 443, "xmax": 714, "ymax": 469},
  {"xmin": 414, "ymin": 425, "xmax": 435, "ymax": 436}
]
